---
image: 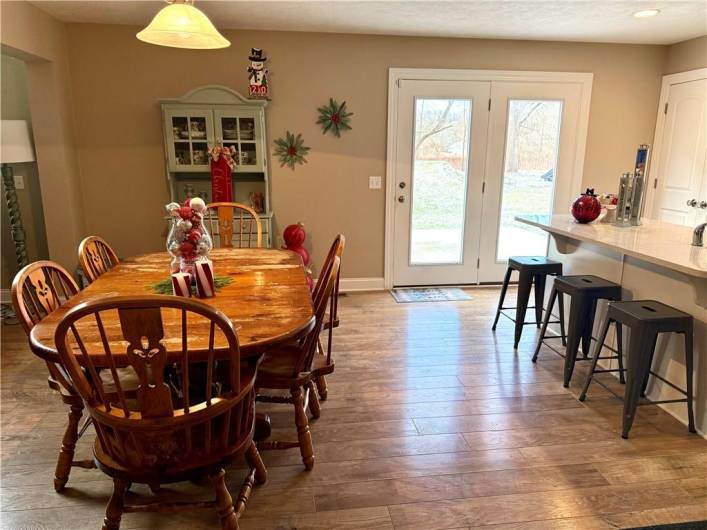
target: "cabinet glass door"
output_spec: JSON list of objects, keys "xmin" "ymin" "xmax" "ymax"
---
[
  {"xmin": 214, "ymin": 110, "xmax": 263, "ymax": 172},
  {"xmin": 166, "ymin": 109, "xmax": 213, "ymax": 172}
]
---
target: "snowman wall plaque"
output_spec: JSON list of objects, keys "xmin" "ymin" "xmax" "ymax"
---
[{"xmin": 247, "ymin": 47, "xmax": 269, "ymax": 99}]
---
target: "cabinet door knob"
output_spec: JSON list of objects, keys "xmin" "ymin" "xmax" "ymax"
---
[{"xmin": 687, "ymin": 199, "xmax": 698, "ymax": 207}]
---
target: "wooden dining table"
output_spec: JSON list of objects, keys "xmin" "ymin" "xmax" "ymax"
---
[
  {"xmin": 30, "ymin": 247, "xmax": 315, "ymax": 440},
  {"xmin": 30, "ymin": 247, "xmax": 315, "ymax": 365}
]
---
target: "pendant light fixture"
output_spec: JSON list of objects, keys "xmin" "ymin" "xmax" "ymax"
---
[{"xmin": 137, "ymin": 0, "xmax": 230, "ymax": 50}]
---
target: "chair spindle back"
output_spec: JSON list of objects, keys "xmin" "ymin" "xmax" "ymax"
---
[
  {"xmin": 314, "ymin": 235, "xmax": 345, "ymax": 363},
  {"xmin": 55, "ymin": 295, "xmax": 256, "ymax": 472},
  {"xmin": 11, "ymin": 261, "xmax": 81, "ymax": 394},
  {"xmin": 78, "ymin": 236, "xmax": 119, "ymax": 283},
  {"xmin": 207, "ymin": 202, "xmax": 263, "ymax": 249}
]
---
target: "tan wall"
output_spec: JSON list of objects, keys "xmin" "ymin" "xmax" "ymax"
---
[
  {"xmin": 0, "ymin": 0, "xmax": 84, "ymax": 274},
  {"xmin": 665, "ymin": 35, "xmax": 707, "ymax": 74},
  {"xmin": 0, "ymin": 54, "xmax": 49, "ymax": 288},
  {"xmin": 64, "ymin": 24, "xmax": 666, "ymax": 278}
]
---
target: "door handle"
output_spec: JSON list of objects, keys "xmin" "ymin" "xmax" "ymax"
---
[
  {"xmin": 700, "ymin": 201, "xmax": 707, "ymax": 209},
  {"xmin": 687, "ymin": 199, "xmax": 698, "ymax": 207},
  {"xmin": 399, "ymin": 182, "xmax": 406, "ymax": 189},
  {"xmin": 398, "ymin": 196, "xmax": 405, "ymax": 203}
]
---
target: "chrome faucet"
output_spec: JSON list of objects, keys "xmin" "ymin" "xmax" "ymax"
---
[{"xmin": 692, "ymin": 222, "xmax": 707, "ymax": 246}]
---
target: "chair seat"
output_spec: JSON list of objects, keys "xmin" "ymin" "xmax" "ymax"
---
[{"xmin": 259, "ymin": 346, "xmax": 333, "ymax": 381}]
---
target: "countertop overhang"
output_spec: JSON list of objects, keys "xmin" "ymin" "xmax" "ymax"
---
[{"xmin": 516, "ymin": 214, "xmax": 707, "ymax": 279}]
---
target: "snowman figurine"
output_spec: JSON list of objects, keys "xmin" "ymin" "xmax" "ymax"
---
[{"xmin": 247, "ymin": 48, "xmax": 269, "ymax": 99}]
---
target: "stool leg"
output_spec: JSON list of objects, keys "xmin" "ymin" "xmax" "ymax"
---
[
  {"xmin": 557, "ymin": 290, "xmax": 567, "ymax": 347},
  {"xmin": 563, "ymin": 295, "xmax": 591, "ymax": 387},
  {"xmin": 622, "ymin": 328, "xmax": 657, "ymax": 439},
  {"xmin": 533, "ymin": 273, "xmax": 547, "ymax": 328},
  {"xmin": 640, "ymin": 334, "xmax": 659, "ymax": 397},
  {"xmin": 514, "ymin": 269, "xmax": 534, "ymax": 349},
  {"xmin": 616, "ymin": 322, "xmax": 625, "ymax": 384},
  {"xmin": 492, "ymin": 267, "xmax": 513, "ymax": 331},
  {"xmin": 532, "ymin": 286, "xmax": 557, "ymax": 363},
  {"xmin": 579, "ymin": 316, "xmax": 612, "ymax": 402},
  {"xmin": 684, "ymin": 327, "xmax": 696, "ymax": 434},
  {"xmin": 581, "ymin": 298, "xmax": 598, "ymax": 358}
]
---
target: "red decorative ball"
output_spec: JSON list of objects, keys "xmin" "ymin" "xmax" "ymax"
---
[
  {"xmin": 179, "ymin": 206, "xmax": 193, "ymax": 220},
  {"xmin": 179, "ymin": 241, "xmax": 195, "ymax": 256},
  {"xmin": 283, "ymin": 222, "xmax": 306, "ymax": 248},
  {"xmin": 289, "ymin": 245, "xmax": 310, "ymax": 266},
  {"xmin": 187, "ymin": 229, "xmax": 201, "ymax": 244},
  {"xmin": 572, "ymin": 188, "xmax": 601, "ymax": 224}
]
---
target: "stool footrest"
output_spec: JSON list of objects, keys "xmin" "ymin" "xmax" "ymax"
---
[{"xmin": 499, "ymin": 309, "xmax": 560, "ymax": 326}]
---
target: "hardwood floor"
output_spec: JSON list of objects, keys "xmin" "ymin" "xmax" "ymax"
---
[{"xmin": 2, "ymin": 288, "xmax": 705, "ymax": 529}]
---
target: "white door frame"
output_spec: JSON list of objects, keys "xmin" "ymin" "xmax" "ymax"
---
[
  {"xmin": 384, "ymin": 68, "xmax": 594, "ymax": 289},
  {"xmin": 644, "ymin": 68, "xmax": 707, "ymax": 218}
]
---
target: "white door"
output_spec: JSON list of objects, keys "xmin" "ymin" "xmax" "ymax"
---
[
  {"xmin": 651, "ymin": 78, "xmax": 707, "ymax": 226},
  {"xmin": 478, "ymin": 82, "xmax": 585, "ymax": 282},
  {"xmin": 392, "ymin": 80, "xmax": 491, "ymax": 286}
]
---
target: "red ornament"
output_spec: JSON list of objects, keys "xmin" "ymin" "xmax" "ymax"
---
[
  {"xmin": 179, "ymin": 206, "xmax": 193, "ymax": 220},
  {"xmin": 187, "ymin": 229, "xmax": 201, "ymax": 244},
  {"xmin": 283, "ymin": 223, "xmax": 306, "ymax": 248},
  {"xmin": 179, "ymin": 241, "xmax": 195, "ymax": 257},
  {"xmin": 572, "ymin": 188, "xmax": 602, "ymax": 224}
]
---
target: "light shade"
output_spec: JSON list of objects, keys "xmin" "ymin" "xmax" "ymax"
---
[
  {"xmin": 1, "ymin": 120, "xmax": 35, "ymax": 164},
  {"xmin": 136, "ymin": 2, "xmax": 230, "ymax": 50}
]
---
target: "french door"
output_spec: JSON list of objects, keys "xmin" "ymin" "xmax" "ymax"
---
[
  {"xmin": 392, "ymin": 80, "xmax": 490, "ymax": 286},
  {"xmin": 390, "ymin": 74, "xmax": 587, "ymax": 286}
]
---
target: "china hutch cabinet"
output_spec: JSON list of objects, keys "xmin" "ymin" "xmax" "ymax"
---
[{"xmin": 160, "ymin": 85, "xmax": 272, "ymax": 246}]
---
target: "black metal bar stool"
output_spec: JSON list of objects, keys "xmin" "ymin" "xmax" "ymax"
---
[
  {"xmin": 492, "ymin": 256, "xmax": 564, "ymax": 349},
  {"xmin": 533, "ymin": 275, "xmax": 623, "ymax": 387},
  {"xmin": 579, "ymin": 300, "xmax": 695, "ymax": 439}
]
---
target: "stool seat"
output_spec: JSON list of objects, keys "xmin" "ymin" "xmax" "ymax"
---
[
  {"xmin": 492, "ymin": 256, "xmax": 564, "ymax": 349},
  {"xmin": 580, "ymin": 299, "xmax": 695, "ymax": 439},
  {"xmin": 554, "ymin": 275, "xmax": 622, "ymax": 298},
  {"xmin": 608, "ymin": 300, "xmax": 691, "ymax": 329},
  {"xmin": 509, "ymin": 256, "xmax": 562, "ymax": 272}
]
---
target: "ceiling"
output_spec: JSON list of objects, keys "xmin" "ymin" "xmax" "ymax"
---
[{"xmin": 31, "ymin": 1, "xmax": 707, "ymax": 45}]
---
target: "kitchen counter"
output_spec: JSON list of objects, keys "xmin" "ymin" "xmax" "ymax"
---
[
  {"xmin": 516, "ymin": 213, "xmax": 706, "ymax": 437},
  {"xmin": 517, "ymin": 214, "xmax": 707, "ymax": 278}
]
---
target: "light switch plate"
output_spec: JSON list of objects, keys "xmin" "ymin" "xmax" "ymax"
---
[
  {"xmin": 13, "ymin": 175, "xmax": 25, "ymax": 190},
  {"xmin": 369, "ymin": 175, "xmax": 382, "ymax": 189}
]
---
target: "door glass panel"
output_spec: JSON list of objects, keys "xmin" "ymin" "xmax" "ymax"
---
[
  {"xmin": 496, "ymin": 100, "xmax": 562, "ymax": 261},
  {"xmin": 410, "ymin": 98, "xmax": 471, "ymax": 265}
]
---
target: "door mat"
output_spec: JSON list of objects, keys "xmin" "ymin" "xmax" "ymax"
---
[
  {"xmin": 390, "ymin": 288, "xmax": 472, "ymax": 303},
  {"xmin": 626, "ymin": 522, "xmax": 707, "ymax": 530}
]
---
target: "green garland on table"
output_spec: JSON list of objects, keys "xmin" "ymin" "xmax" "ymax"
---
[{"xmin": 150, "ymin": 275, "xmax": 233, "ymax": 295}]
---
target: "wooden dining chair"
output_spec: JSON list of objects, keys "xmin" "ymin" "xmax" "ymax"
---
[
  {"xmin": 78, "ymin": 236, "xmax": 119, "ymax": 283},
  {"xmin": 11, "ymin": 261, "xmax": 97, "ymax": 492},
  {"xmin": 55, "ymin": 295, "xmax": 266, "ymax": 530},
  {"xmin": 207, "ymin": 202, "xmax": 263, "ymax": 249},
  {"xmin": 255, "ymin": 256, "xmax": 340, "ymax": 470},
  {"xmin": 312, "ymin": 235, "xmax": 345, "ymax": 404}
]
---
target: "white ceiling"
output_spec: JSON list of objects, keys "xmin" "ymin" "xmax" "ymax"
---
[{"xmin": 31, "ymin": 1, "xmax": 707, "ymax": 45}]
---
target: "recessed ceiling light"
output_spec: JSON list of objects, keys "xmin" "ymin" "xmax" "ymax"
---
[{"xmin": 633, "ymin": 9, "xmax": 661, "ymax": 18}]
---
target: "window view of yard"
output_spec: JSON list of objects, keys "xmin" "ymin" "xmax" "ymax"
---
[
  {"xmin": 410, "ymin": 99, "xmax": 471, "ymax": 264},
  {"xmin": 496, "ymin": 99, "xmax": 563, "ymax": 261},
  {"xmin": 409, "ymin": 97, "xmax": 562, "ymax": 267}
]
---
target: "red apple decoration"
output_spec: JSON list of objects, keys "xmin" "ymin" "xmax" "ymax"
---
[
  {"xmin": 571, "ymin": 188, "xmax": 602, "ymax": 224},
  {"xmin": 290, "ymin": 245, "xmax": 310, "ymax": 266}
]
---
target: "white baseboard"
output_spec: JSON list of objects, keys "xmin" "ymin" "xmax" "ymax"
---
[
  {"xmin": 0, "ymin": 289, "xmax": 10, "ymax": 304},
  {"xmin": 339, "ymin": 277, "xmax": 385, "ymax": 292}
]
